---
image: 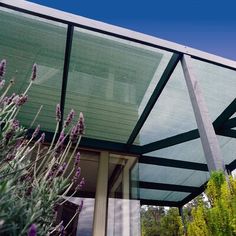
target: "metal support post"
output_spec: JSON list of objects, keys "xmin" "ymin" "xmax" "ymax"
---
[
  {"xmin": 93, "ymin": 151, "xmax": 109, "ymax": 236},
  {"xmin": 181, "ymin": 55, "xmax": 225, "ymax": 172},
  {"xmin": 178, "ymin": 206, "xmax": 186, "ymax": 234}
]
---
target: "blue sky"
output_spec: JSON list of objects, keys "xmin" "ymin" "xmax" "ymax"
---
[{"xmin": 28, "ymin": 0, "xmax": 236, "ymax": 60}]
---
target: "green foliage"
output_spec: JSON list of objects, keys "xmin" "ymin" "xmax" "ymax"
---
[
  {"xmin": 159, "ymin": 208, "xmax": 184, "ymax": 236},
  {"xmin": 142, "ymin": 173, "xmax": 236, "ymax": 236},
  {"xmin": 187, "ymin": 171, "xmax": 236, "ymax": 236},
  {"xmin": 141, "ymin": 206, "xmax": 165, "ymax": 236},
  {"xmin": 141, "ymin": 207, "xmax": 183, "ymax": 236}
]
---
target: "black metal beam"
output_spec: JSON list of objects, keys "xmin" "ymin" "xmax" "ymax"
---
[
  {"xmin": 27, "ymin": 130, "xmax": 142, "ymax": 155},
  {"xmin": 141, "ymin": 97, "xmax": 236, "ymax": 154},
  {"xmin": 139, "ymin": 155, "xmax": 208, "ymax": 171},
  {"xmin": 220, "ymin": 117, "xmax": 236, "ymax": 129},
  {"xmin": 141, "ymin": 129, "xmax": 199, "ymax": 154},
  {"xmin": 140, "ymin": 199, "xmax": 179, "ymax": 207},
  {"xmin": 59, "ymin": 24, "xmax": 74, "ymax": 132},
  {"xmin": 217, "ymin": 129, "xmax": 236, "ymax": 139},
  {"xmin": 139, "ymin": 181, "xmax": 199, "ymax": 193},
  {"xmin": 213, "ymin": 98, "xmax": 236, "ymax": 131},
  {"xmin": 179, "ymin": 182, "xmax": 207, "ymax": 206},
  {"xmin": 127, "ymin": 53, "xmax": 182, "ymax": 146},
  {"xmin": 227, "ymin": 159, "xmax": 236, "ymax": 172}
]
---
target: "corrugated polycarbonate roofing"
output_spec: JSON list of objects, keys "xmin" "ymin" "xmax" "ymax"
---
[{"xmin": 0, "ymin": 0, "xmax": 235, "ymax": 207}]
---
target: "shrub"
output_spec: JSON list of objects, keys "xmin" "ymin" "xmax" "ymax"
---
[{"xmin": 0, "ymin": 59, "xmax": 85, "ymax": 235}]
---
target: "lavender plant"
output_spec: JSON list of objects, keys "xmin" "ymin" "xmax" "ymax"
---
[{"xmin": 0, "ymin": 59, "xmax": 85, "ymax": 235}]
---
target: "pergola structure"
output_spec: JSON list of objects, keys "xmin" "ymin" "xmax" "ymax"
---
[{"xmin": 0, "ymin": 0, "xmax": 236, "ymax": 212}]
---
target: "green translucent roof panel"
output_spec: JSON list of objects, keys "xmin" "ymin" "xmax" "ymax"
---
[
  {"xmin": 139, "ymin": 189, "xmax": 189, "ymax": 201},
  {"xmin": 0, "ymin": 8, "xmax": 67, "ymax": 132},
  {"xmin": 139, "ymin": 164, "xmax": 209, "ymax": 187},
  {"xmin": 64, "ymin": 27, "xmax": 172, "ymax": 143},
  {"xmin": 145, "ymin": 138, "xmax": 206, "ymax": 163},
  {"xmin": 135, "ymin": 62, "xmax": 197, "ymax": 145},
  {"xmin": 217, "ymin": 136, "xmax": 236, "ymax": 165},
  {"xmin": 192, "ymin": 59, "xmax": 236, "ymax": 121},
  {"xmin": 1, "ymin": 1, "xmax": 236, "ymax": 206}
]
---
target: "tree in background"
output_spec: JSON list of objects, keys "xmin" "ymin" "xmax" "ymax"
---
[
  {"xmin": 141, "ymin": 206, "xmax": 183, "ymax": 236},
  {"xmin": 187, "ymin": 172, "xmax": 236, "ymax": 236},
  {"xmin": 141, "ymin": 172, "xmax": 236, "ymax": 236},
  {"xmin": 159, "ymin": 208, "xmax": 184, "ymax": 236},
  {"xmin": 141, "ymin": 206, "xmax": 165, "ymax": 236}
]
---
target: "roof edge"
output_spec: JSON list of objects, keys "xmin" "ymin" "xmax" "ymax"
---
[{"xmin": 0, "ymin": 0, "xmax": 236, "ymax": 70}]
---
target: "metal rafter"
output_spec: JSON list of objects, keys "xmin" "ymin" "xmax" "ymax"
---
[
  {"xmin": 139, "ymin": 155, "xmax": 233, "ymax": 172},
  {"xmin": 218, "ymin": 129, "xmax": 236, "ymax": 139},
  {"xmin": 138, "ymin": 181, "xmax": 199, "ymax": 193},
  {"xmin": 214, "ymin": 98, "xmax": 236, "ymax": 130},
  {"xmin": 179, "ymin": 182, "xmax": 206, "ymax": 206},
  {"xmin": 141, "ymin": 97, "xmax": 236, "ymax": 154},
  {"xmin": 140, "ymin": 199, "xmax": 179, "ymax": 207},
  {"xmin": 127, "ymin": 53, "xmax": 182, "ymax": 145},
  {"xmin": 221, "ymin": 117, "xmax": 236, "ymax": 129},
  {"xmin": 139, "ymin": 155, "xmax": 208, "ymax": 171},
  {"xmin": 59, "ymin": 24, "xmax": 74, "ymax": 132},
  {"xmin": 141, "ymin": 129, "xmax": 199, "ymax": 154}
]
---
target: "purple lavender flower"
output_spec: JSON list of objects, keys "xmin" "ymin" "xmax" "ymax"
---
[
  {"xmin": 5, "ymin": 129, "xmax": 14, "ymax": 142},
  {"xmin": 7, "ymin": 93, "xmax": 16, "ymax": 105},
  {"xmin": 28, "ymin": 224, "xmax": 37, "ymax": 236},
  {"xmin": 58, "ymin": 131, "xmax": 65, "ymax": 143},
  {"xmin": 78, "ymin": 112, "xmax": 85, "ymax": 135},
  {"xmin": 5, "ymin": 153, "xmax": 15, "ymax": 162},
  {"xmin": 75, "ymin": 177, "xmax": 85, "ymax": 192},
  {"xmin": 31, "ymin": 63, "xmax": 37, "ymax": 81},
  {"xmin": 79, "ymin": 177, "xmax": 85, "ymax": 189},
  {"xmin": 15, "ymin": 94, "xmax": 28, "ymax": 106},
  {"xmin": 32, "ymin": 125, "xmax": 40, "ymax": 138},
  {"xmin": 74, "ymin": 152, "xmax": 80, "ymax": 167},
  {"xmin": 64, "ymin": 109, "xmax": 75, "ymax": 128},
  {"xmin": 1, "ymin": 96, "xmax": 8, "ymax": 105},
  {"xmin": 57, "ymin": 162, "xmax": 67, "ymax": 177},
  {"xmin": 0, "ymin": 79, "xmax": 5, "ymax": 89},
  {"xmin": 39, "ymin": 132, "xmax": 45, "ymax": 144},
  {"xmin": 73, "ymin": 167, "xmax": 81, "ymax": 183},
  {"xmin": 55, "ymin": 131, "xmax": 65, "ymax": 158},
  {"xmin": 77, "ymin": 200, "xmax": 84, "ymax": 214},
  {"xmin": 70, "ymin": 112, "xmax": 85, "ymax": 143},
  {"xmin": 0, "ymin": 59, "xmax": 6, "ymax": 78},
  {"xmin": 12, "ymin": 119, "xmax": 19, "ymax": 130},
  {"xmin": 56, "ymin": 104, "xmax": 61, "ymax": 122},
  {"xmin": 5, "ymin": 120, "xmax": 19, "ymax": 142},
  {"xmin": 70, "ymin": 123, "xmax": 79, "ymax": 143},
  {"xmin": 59, "ymin": 224, "xmax": 65, "ymax": 236}
]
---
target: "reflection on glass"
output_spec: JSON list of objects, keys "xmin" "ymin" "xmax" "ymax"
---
[
  {"xmin": 56, "ymin": 151, "xmax": 99, "ymax": 235},
  {"xmin": 107, "ymin": 155, "xmax": 141, "ymax": 236},
  {"xmin": 139, "ymin": 163, "xmax": 209, "ymax": 187},
  {"xmin": 66, "ymin": 27, "xmax": 172, "ymax": 143},
  {"xmin": 0, "ymin": 7, "xmax": 67, "ymax": 132}
]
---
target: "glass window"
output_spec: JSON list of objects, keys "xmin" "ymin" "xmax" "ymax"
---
[{"xmin": 107, "ymin": 154, "xmax": 141, "ymax": 236}]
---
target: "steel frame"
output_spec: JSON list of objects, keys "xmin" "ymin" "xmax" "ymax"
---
[{"xmin": 1, "ymin": 0, "xmax": 236, "ymax": 207}]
